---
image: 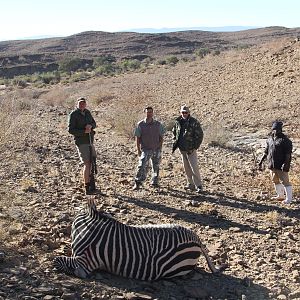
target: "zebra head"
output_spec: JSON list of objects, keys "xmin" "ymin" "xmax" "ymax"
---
[
  {"xmin": 53, "ymin": 256, "xmax": 78, "ymax": 276},
  {"xmin": 53, "ymin": 256, "xmax": 89, "ymax": 279}
]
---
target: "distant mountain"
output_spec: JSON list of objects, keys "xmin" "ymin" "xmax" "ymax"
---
[
  {"xmin": 124, "ymin": 26, "xmax": 260, "ymax": 33},
  {"xmin": 1, "ymin": 26, "xmax": 300, "ymax": 78}
]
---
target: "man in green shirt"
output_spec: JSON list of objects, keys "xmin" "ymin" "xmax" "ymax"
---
[{"xmin": 68, "ymin": 97, "xmax": 97, "ymax": 195}]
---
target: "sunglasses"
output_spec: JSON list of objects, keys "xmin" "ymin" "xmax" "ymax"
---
[{"xmin": 181, "ymin": 111, "xmax": 188, "ymax": 114}]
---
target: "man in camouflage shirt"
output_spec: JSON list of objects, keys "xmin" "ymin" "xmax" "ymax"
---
[{"xmin": 172, "ymin": 105, "xmax": 204, "ymax": 193}]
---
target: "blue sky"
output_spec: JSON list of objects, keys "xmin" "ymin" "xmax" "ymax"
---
[{"xmin": 0, "ymin": 0, "xmax": 299, "ymax": 41}]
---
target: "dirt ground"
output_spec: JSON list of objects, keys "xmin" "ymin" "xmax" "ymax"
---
[{"xmin": 0, "ymin": 38, "xmax": 300, "ymax": 300}]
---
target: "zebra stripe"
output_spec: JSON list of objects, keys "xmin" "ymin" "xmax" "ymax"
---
[{"xmin": 54, "ymin": 199, "xmax": 218, "ymax": 280}]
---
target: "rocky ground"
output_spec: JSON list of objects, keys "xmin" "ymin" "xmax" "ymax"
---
[{"xmin": 0, "ymin": 37, "xmax": 300, "ymax": 300}]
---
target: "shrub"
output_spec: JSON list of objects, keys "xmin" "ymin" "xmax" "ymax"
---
[
  {"xmin": 119, "ymin": 59, "xmax": 141, "ymax": 71},
  {"xmin": 205, "ymin": 124, "xmax": 232, "ymax": 148},
  {"xmin": 156, "ymin": 59, "xmax": 166, "ymax": 65},
  {"xmin": 195, "ymin": 48, "xmax": 210, "ymax": 58},
  {"xmin": 108, "ymin": 108, "xmax": 138, "ymax": 139},
  {"xmin": 94, "ymin": 64, "xmax": 116, "ymax": 76},
  {"xmin": 91, "ymin": 93, "xmax": 115, "ymax": 106},
  {"xmin": 35, "ymin": 71, "xmax": 61, "ymax": 84},
  {"xmin": 69, "ymin": 71, "xmax": 91, "ymax": 82},
  {"xmin": 213, "ymin": 50, "xmax": 221, "ymax": 56},
  {"xmin": 166, "ymin": 56, "xmax": 179, "ymax": 65},
  {"xmin": 93, "ymin": 55, "xmax": 116, "ymax": 67},
  {"xmin": 58, "ymin": 57, "xmax": 85, "ymax": 73}
]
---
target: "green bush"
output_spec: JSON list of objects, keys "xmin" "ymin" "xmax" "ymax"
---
[
  {"xmin": 69, "ymin": 71, "xmax": 91, "ymax": 82},
  {"xmin": 156, "ymin": 59, "xmax": 166, "ymax": 65},
  {"xmin": 93, "ymin": 55, "xmax": 116, "ymax": 68},
  {"xmin": 94, "ymin": 64, "xmax": 116, "ymax": 76},
  {"xmin": 195, "ymin": 48, "xmax": 210, "ymax": 58},
  {"xmin": 120, "ymin": 59, "xmax": 141, "ymax": 71},
  {"xmin": 12, "ymin": 76, "xmax": 28, "ymax": 87},
  {"xmin": 58, "ymin": 57, "xmax": 84, "ymax": 73},
  {"xmin": 213, "ymin": 50, "xmax": 221, "ymax": 56},
  {"xmin": 37, "ymin": 71, "xmax": 61, "ymax": 84},
  {"xmin": 166, "ymin": 56, "xmax": 179, "ymax": 65}
]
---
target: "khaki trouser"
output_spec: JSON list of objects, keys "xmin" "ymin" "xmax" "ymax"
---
[
  {"xmin": 180, "ymin": 149, "xmax": 202, "ymax": 187},
  {"xmin": 270, "ymin": 169, "xmax": 291, "ymax": 186}
]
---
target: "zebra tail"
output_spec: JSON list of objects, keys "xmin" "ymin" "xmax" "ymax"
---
[{"xmin": 200, "ymin": 244, "xmax": 219, "ymax": 273}]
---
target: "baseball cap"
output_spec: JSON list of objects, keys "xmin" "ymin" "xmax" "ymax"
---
[
  {"xmin": 77, "ymin": 97, "xmax": 86, "ymax": 103},
  {"xmin": 180, "ymin": 105, "xmax": 190, "ymax": 113}
]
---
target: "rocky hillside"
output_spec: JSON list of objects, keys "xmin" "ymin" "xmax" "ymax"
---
[
  {"xmin": 0, "ymin": 26, "xmax": 300, "ymax": 77},
  {"xmin": 0, "ymin": 36, "xmax": 300, "ymax": 299}
]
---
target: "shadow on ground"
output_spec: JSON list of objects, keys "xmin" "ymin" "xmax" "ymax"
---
[{"xmin": 86, "ymin": 267, "xmax": 270, "ymax": 300}]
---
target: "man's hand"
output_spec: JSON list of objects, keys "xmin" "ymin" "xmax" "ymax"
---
[{"xmin": 85, "ymin": 124, "xmax": 92, "ymax": 133}]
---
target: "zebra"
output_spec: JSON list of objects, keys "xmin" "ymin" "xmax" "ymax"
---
[{"xmin": 54, "ymin": 199, "xmax": 219, "ymax": 280}]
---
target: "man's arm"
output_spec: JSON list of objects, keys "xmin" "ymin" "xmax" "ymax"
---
[
  {"xmin": 159, "ymin": 123, "xmax": 165, "ymax": 150},
  {"xmin": 136, "ymin": 136, "xmax": 141, "ymax": 156},
  {"xmin": 159, "ymin": 136, "xmax": 163, "ymax": 149},
  {"xmin": 194, "ymin": 120, "xmax": 204, "ymax": 149},
  {"xmin": 282, "ymin": 138, "xmax": 293, "ymax": 172}
]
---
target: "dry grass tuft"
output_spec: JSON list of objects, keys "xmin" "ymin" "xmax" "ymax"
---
[
  {"xmin": 91, "ymin": 93, "xmax": 115, "ymax": 106},
  {"xmin": 198, "ymin": 203, "xmax": 218, "ymax": 215},
  {"xmin": 204, "ymin": 124, "xmax": 232, "ymax": 148},
  {"xmin": 42, "ymin": 88, "xmax": 74, "ymax": 108},
  {"xmin": 108, "ymin": 108, "xmax": 140, "ymax": 139},
  {"xmin": 264, "ymin": 210, "xmax": 285, "ymax": 226}
]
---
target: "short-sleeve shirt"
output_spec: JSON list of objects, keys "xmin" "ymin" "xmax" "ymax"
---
[{"xmin": 135, "ymin": 119, "xmax": 165, "ymax": 151}]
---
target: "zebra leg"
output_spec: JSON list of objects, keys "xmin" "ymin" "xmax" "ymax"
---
[
  {"xmin": 200, "ymin": 244, "xmax": 220, "ymax": 273},
  {"xmin": 53, "ymin": 256, "xmax": 89, "ymax": 278}
]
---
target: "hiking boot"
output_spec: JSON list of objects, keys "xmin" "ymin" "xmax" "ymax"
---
[
  {"xmin": 184, "ymin": 184, "xmax": 196, "ymax": 191},
  {"xmin": 132, "ymin": 181, "xmax": 141, "ymax": 191},
  {"xmin": 150, "ymin": 182, "xmax": 159, "ymax": 189},
  {"xmin": 196, "ymin": 185, "xmax": 203, "ymax": 193}
]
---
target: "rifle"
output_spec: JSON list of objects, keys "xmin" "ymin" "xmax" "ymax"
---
[
  {"xmin": 251, "ymin": 148, "xmax": 259, "ymax": 177},
  {"xmin": 89, "ymin": 132, "xmax": 97, "ymax": 192}
]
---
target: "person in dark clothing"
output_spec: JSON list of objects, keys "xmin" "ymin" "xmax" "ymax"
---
[
  {"xmin": 68, "ymin": 97, "xmax": 97, "ymax": 195},
  {"xmin": 172, "ymin": 105, "xmax": 204, "ymax": 193},
  {"xmin": 258, "ymin": 121, "xmax": 293, "ymax": 204}
]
